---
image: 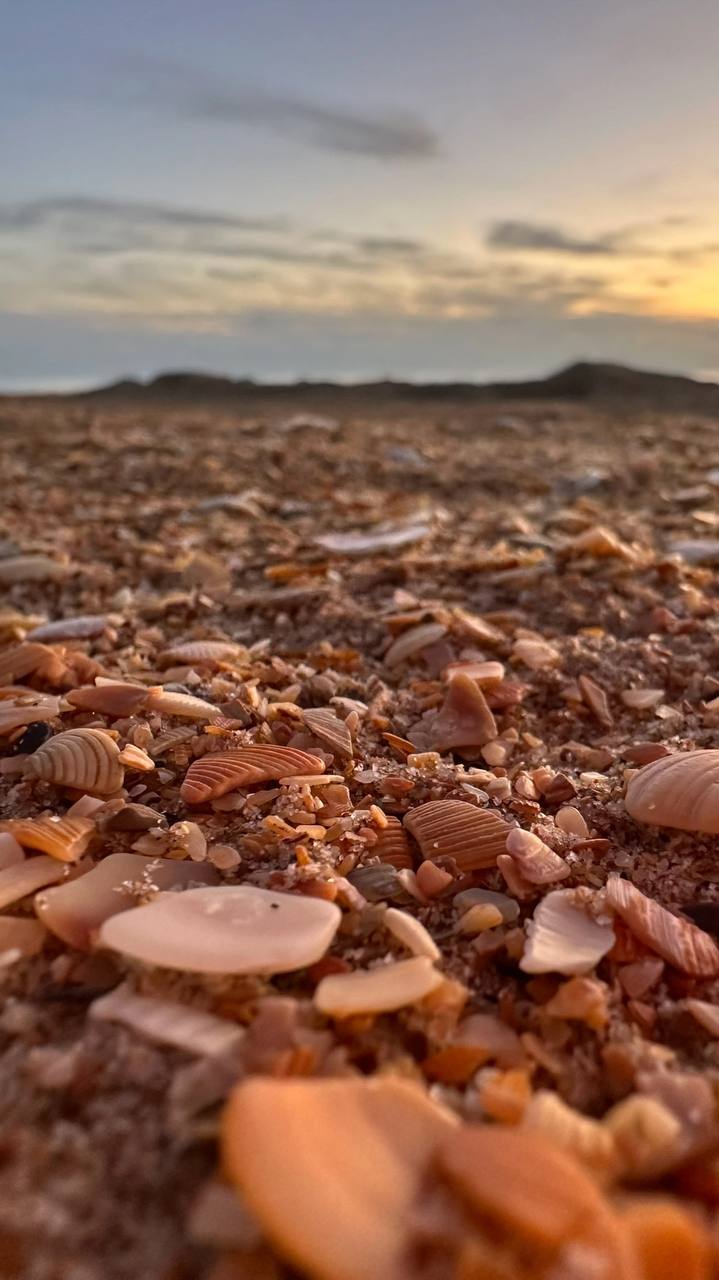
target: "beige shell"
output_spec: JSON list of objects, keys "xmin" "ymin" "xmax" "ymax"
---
[
  {"xmin": 384, "ymin": 622, "xmax": 447, "ymax": 668},
  {"xmin": 4, "ymin": 815, "xmax": 95, "ymax": 862},
  {"xmin": 420, "ymin": 673, "xmax": 497, "ymax": 753},
  {"xmin": 0, "ymin": 642, "xmax": 56, "ymax": 686},
  {"xmin": 145, "ymin": 687, "xmax": 223, "ymax": 721},
  {"xmin": 505, "ymin": 828, "xmax": 570, "ymax": 884},
  {"xmin": 181, "ymin": 746, "xmax": 325, "ymax": 804},
  {"xmin": 159, "ymin": 640, "xmax": 242, "ymax": 667},
  {"xmin": 302, "ymin": 707, "xmax": 353, "ymax": 758},
  {"xmin": 0, "ymin": 694, "xmax": 62, "ymax": 736},
  {"xmin": 606, "ymin": 874, "xmax": 719, "ymax": 977},
  {"xmin": 625, "ymin": 749, "xmax": 719, "ymax": 833},
  {"xmin": 67, "ymin": 682, "xmax": 149, "ymax": 717},
  {"xmin": 314, "ymin": 956, "xmax": 443, "ymax": 1017},
  {"xmin": 520, "ymin": 889, "xmax": 615, "ymax": 975},
  {"xmin": 26, "ymin": 615, "xmax": 107, "ymax": 642},
  {"xmin": 0, "ymin": 555, "xmax": 67, "ymax": 585},
  {"xmin": 404, "ymin": 799, "xmax": 510, "ymax": 871},
  {"xmin": 521, "ymin": 1091, "xmax": 618, "ymax": 1182},
  {"xmin": 26, "ymin": 728, "xmax": 125, "ymax": 795}
]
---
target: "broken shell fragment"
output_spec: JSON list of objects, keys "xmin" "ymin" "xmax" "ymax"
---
[
  {"xmin": 67, "ymin": 682, "xmax": 149, "ymax": 717},
  {"xmin": 505, "ymin": 827, "xmax": 571, "ymax": 884},
  {"xmin": 4, "ymin": 815, "xmax": 95, "ymax": 862},
  {"xmin": 383, "ymin": 907, "xmax": 440, "ymax": 960},
  {"xmin": 181, "ymin": 746, "xmax": 325, "ymax": 804},
  {"xmin": 26, "ymin": 614, "xmax": 108, "ymax": 642},
  {"xmin": 625, "ymin": 749, "xmax": 719, "ymax": 834},
  {"xmin": 521, "ymin": 1091, "xmax": 618, "ymax": 1181},
  {"xmin": 314, "ymin": 955, "xmax": 442, "ymax": 1017},
  {"xmin": 99, "ymin": 885, "xmax": 341, "ymax": 974},
  {"xmin": 384, "ymin": 622, "xmax": 447, "ymax": 668},
  {"xmin": 26, "ymin": 727, "xmax": 125, "ymax": 795},
  {"xmin": 90, "ymin": 981, "xmax": 244, "ymax": 1057},
  {"xmin": 419, "ymin": 672, "xmax": 497, "ymax": 753},
  {"xmin": 404, "ymin": 799, "xmax": 510, "ymax": 871},
  {"xmin": 0, "ymin": 642, "xmax": 57, "ymax": 686},
  {"xmin": 144, "ymin": 688, "xmax": 223, "ymax": 721},
  {"xmin": 302, "ymin": 707, "xmax": 353, "ymax": 758},
  {"xmin": 606, "ymin": 874, "xmax": 719, "ymax": 977},
  {"xmin": 0, "ymin": 695, "xmax": 62, "ymax": 736},
  {"xmin": 0, "ymin": 915, "xmax": 46, "ymax": 961},
  {"xmin": 520, "ymin": 888, "xmax": 615, "ymax": 975},
  {"xmin": 372, "ymin": 816, "xmax": 414, "ymax": 869}
]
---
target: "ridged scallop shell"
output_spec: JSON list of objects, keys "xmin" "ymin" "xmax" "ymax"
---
[
  {"xmin": 625, "ymin": 749, "xmax": 719, "ymax": 833},
  {"xmin": 67, "ymin": 682, "xmax": 149, "ymax": 716},
  {"xmin": 0, "ymin": 694, "xmax": 62, "ymax": 736},
  {"xmin": 404, "ymin": 799, "xmax": 510, "ymax": 870},
  {"xmin": 5, "ymin": 815, "xmax": 95, "ymax": 862},
  {"xmin": 0, "ymin": 555, "xmax": 67, "ymax": 585},
  {"xmin": 27, "ymin": 615, "xmax": 108, "ymax": 642},
  {"xmin": 606, "ymin": 875, "xmax": 719, "ymax": 977},
  {"xmin": 181, "ymin": 746, "xmax": 325, "ymax": 804},
  {"xmin": 0, "ymin": 642, "xmax": 55, "ymax": 686},
  {"xmin": 159, "ymin": 640, "xmax": 241, "ymax": 667},
  {"xmin": 145, "ymin": 687, "xmax": 223, "ymax": 721},
  {"xmin": 372, "ymin": 817, "xmax": 414, "ymax": 869},
  {"xmin": 302, "ymin": 707, "xmax": 353, "ymax": 758},
  {"xmin": 26, "ymin": 728, "xmax": 125, "ymax": 794}
]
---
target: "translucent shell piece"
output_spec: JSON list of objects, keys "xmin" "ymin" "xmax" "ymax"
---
[
  {"xmin": 606, "ymin": 874, "xmax": 719, "ymax": 977},
  {"xmin": 26, "ymin": 727, "xmax": 125, "ymax": 795},
  {"xmin": 181, "ymin": 746, "xmax": 325, "ymax": 804},
  {"xmin": 4, "ymin": 815, "xmax": 95, "ymax": 862},
  {"xmin": 67, "ymin": 683, "xmax": 149, "ymax": 717},
  {"xmin": 404, "ymin": 799, "xmax": 510, "ymax": 871},
  {"xmin": 159, "ymin": 640, "xmax": 242, "ymax": 666},
  {"xmin": 0, "ymin": 642, "xmax": 56, "ymax": 686},
  {"xmin": 27, "ymin": 615, "xmax": 108, "ymax": 642},
  {"xmin": 145, "ymin": 687, "xmax": 224, "ymax": 721},
  {"xmin": 302, "ymin": 707, "xmax": 353, "ymax": 758},
  {"xmin": 0, "ymin": 694, "xmax": 62, "ymax": 736},
  {"xmin": 314, "ymin": 956, "xmax": 443, "ymax": 1017},
  {"xmin": 373, "ymin": 816, "xmax": 414, "ymax": 869},
  {"xmin": 625, "ymin": 749, "xmax": 719, "ymax": 834}
]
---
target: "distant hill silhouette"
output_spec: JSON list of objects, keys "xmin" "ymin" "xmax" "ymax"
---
[{"xmin": 6, "ymin": 361, "xmax": 719, "ymax": 413}]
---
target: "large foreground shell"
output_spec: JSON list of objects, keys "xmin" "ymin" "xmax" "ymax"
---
[
  {"xmin": 404, "ymin": 799, "xmax": 510, "ymax": 870},
  {"xmin": 4, "ymin": 815, "xmax": 95, "ymax": 862},
  {"xmin": 625, "ymin": 749, "xmax": 719, "ymax": 833},
  {"xmin": 26, "ymin": 727, "xmax": 125, "ymax": 794},
  {"xmin": 606, "ymin": 874, "xmax": 719, "ymax": 977},
  {"xmin": 181, "ymin": 745, "xmax": 325, "ymax": 804}
]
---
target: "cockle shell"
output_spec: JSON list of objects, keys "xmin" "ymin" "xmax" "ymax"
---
[
  {"xmin": 302, "ymin": 707, "xmax": 353, "ymax": 758},
  {"xmin": 67, "ymin": 682, "xmax": 149, "ymax": 717},
  {"xmin": 181, "ymin": 745, "xmax": 325, "ymax": 804},
  {"xmin": 145, "ymin": 687, "xmax": 223, "ymax": 721},
  {"xmin": 4, "ymin": 815, "xmax": 95, "ymax": 862},
  {"xmin": 404, "ymin": 799, "xmax": 510, "ymax": 871},
  {"xmin": 27, "ymin": 615, "xmax": 108, "ymax": 642},
  {"xmin": 159, "ymin": 640, "xmax": 242, "ymax": 667},
  {"xmin": 625, "ymin": 749, "xmax": 719, "ymax": 833},
  {"xmin": 26, "ymin": 727, "xmax": 125, "ymax": 794},
  {"xmin": 606, "ymin": 875, "xmax": 719, "ymax": 977}
]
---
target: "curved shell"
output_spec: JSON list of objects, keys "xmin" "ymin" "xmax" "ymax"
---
[
  {"xmin": 606, "ymin": 875, "xmax": 719, "ymax": 977},
  {"xmin": 0, "ymin": 694, "xmax": 62, "ymax": 736},
  {"xmin": 302, "ymin": 707, "xmax": 353, "ymax": 758},
  {"xmin": 0, "ymin": 555, "xmax": 67, "ymax": 585},
  {"xmin": 0, "ymin": 642, "xmax": 55, "ymax": 686},
  {"xmin": 625, "ymin": 750, "xmax": 719, "ymax": 833},
  {"xmin": 67, "ymin": 682, "xmax": 149, "ymax": 717},
  {"xmin": 26, "ymin": 727, "xmax": 125, "ymax": 795},
  {"xmin": 159, "ymin": 639, "xmax": 242, "ymax": 667},
  {"xmin": 4, "ymin": 815, "xmax": 95, "ymax": 862},
  {"xmin": 27, "ymin": 615, "xmax": 108, "ymax": 642},
  {"xmin": 373, "ymin": 817, "xmax": 414, "ymax": 869},
  {"xmin": 145, "ymin": 687, "xmax": 223, "ymax": 722},
  {"xmin": 404, "ymin": 799, "xmax": 511, "ymax": 871},
  {"xmin": 181, "ymin": 745, "xmax": 325, "ymax": 804}
]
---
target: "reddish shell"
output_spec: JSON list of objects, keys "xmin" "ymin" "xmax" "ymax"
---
[
  {"xmin": 181, "ymin": 746, "xmax": 326, "ymax": 804},
  {"xmin": 67, "ymin": 683, "xmax": 149, "ymax": 717},
  {"xmin": 373, "ymin": 817, "xmax": 414, "ymax": 869},
  {"xmin": 404, "ymin": 800, "xmax": 511, "ymax": 871},
  {"xmin": 159, "ymin": 640, "xmax": 242, "ymax": 667}
]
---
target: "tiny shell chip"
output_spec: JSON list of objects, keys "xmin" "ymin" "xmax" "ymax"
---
[
  {"xmin": 36, "ymin": 852, "xmax": 218, "ymax": 949},
  {"xmin": 315, "ymin": 523, "xmax": 430, "ymax": 555},
  {"xmin": 520, "ymin": 889, "xmax": 615, "ymax": 975},
  {"xmin": 181, "ymin": 746, "xmax": 325, "ymax": 804},
  {"xmin": 373, "ymin": 816, "xmax": 414, "ymax": 869},
  {"xmin": 0, "ymin": 856, "xmax": 67, "ymax": 911},
  {"xmin": 27, "ymin": 615, "xmax": 108, "ymax": 642},
  {"xmin": 145, "ymin": 688, "xmax": 223, "ymax": 721},
  {"xmin": 0, "ymin": 695, "xmax": 62, "ymax": 736},
  {"xmin": 606, "ymin": 875, "xmax": 719, "ymax": 977},
  {"xmin": 0, "ymin": 915, "xmax": 46, "ymax": 959},
  {"xmin": 222, "ymin": 1077, "xmax": 455, "ymax": 1280},
  {"xmin": 302, "ymin": 707, "xmax": 353, "ymax": 758},
  {"xmin": 26, "ymin": 727, "xmax": 125, "ymax": 795},
  {"xmin": 67, "ymin": 683, "xmax": 149, "ymax": 717},
  {"xmin": 505, "ymin": 828, "xmax": 570, "ymax": 884},
  {"xmin": 117, "ymin": 743, "xmax": 155, "ymax": 772},
  {"xmin": 0, "ymin": 555, "xmax": 67, "ymax": 585},
  {"xmin": 314, "ymin": 956, "xmax": 443, "ymax": 1017},
  {"xmin": 159, "ymin": 640, "xmax": 242, "ymax": 667},
  {"xmin": 384, "ymin": 621, "xmax": 447, "ymax": 669},
  {"xmin": 625, "ymin": 749, "xmax": 719, "ymax": 834},
  {"xmin": 404, "ymin": 800, "xmax": 510, "ymax": 871},
  {"xmin": 4, "ymin": 815, "xmax": 95, "ymax": 862},
  {"xmin": 99, "ymin": 885, "xmax": 341, "ymax": 974}
]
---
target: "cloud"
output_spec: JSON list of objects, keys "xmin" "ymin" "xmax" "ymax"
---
[{"xmin": 487, "ymin": 220, "xmax": 619, "ymax": 256}]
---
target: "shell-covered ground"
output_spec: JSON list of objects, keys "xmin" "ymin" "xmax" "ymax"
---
[{"xmin": 2, "ymin": 393, "xmax": 719, "ymax": 1278}]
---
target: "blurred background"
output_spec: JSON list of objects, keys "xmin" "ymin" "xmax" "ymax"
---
[{"xmin": 2, "ymin": 0, "xmax": 718, "ymax": 391}]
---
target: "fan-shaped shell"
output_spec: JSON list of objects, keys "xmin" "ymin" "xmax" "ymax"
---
[
  {"xmin": 145, "ymin": 687, "xmax": 223, "ymax": 721},
  {"xmin": 372, "ymin": 816, "xmax": 414, "ymax": 869},
  {"xmin": 404, "ymin": 799, "xmax": 511, "ymax": 870},
  {"xmin": 26, "ymin": 727, "xmax": 125, "ymax": 794},
  {"xmin": 0, "ymin": 694, "xmax": 62, "ymax": 736},
  {"xmin": 4, "ymin": 815, "xmax": 95, "ymax": 862},
  {"xmin": 625, "ymin": 749, "xmax": 719, "ymax": 833},
  {"xmin": 181, "ymin": 745, "xmax": 325, "ymax": 804},
  {"xmin": 606, "ymin": 875, "xmax": 719, "ymax": 977},
  {"xmin": 302, "ymin": 707, "xmax": 353, "ymax": 758},
  {"xmin": 67, "ymin": 682, "xmax": 149, "ymax": 717},
  {"xmin": 27, "ymin": 615, "xmax": 108, "ymax": 642},
  {"xmin": 159, "ymin": 640, "xmax": 241, "ymax": 666}
]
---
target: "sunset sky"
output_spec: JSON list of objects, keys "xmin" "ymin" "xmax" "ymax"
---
[{"xmin": 2, "ymin": 0, "xmax": 719, "ymax": 388}]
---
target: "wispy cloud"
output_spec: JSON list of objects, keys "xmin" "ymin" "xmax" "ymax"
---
[{"xmin": 487, "ymin": 220, "xmax": 621, "ymax": 256}]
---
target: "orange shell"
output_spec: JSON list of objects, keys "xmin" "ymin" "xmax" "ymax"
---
[
  {"xmin": 26, "ymin": 727, "xmax": 125, "ymax": 795},
  {"xmin": 625, "ymin": 749, "xmax": 719, "ymax": 834},
  {"xmin": 0, "ymin": 642, "xmax": 56, "ymax": 686},
  {"xmin": 303, "ymin": 707, "xmax": 353, "ymax": 758},
  {"xmin": 181, "ymin": 745, "xmax": 325, "ymax": 804},
  {"xmin": 606, "ymin": 875, "xmax": 719, "ymax": 977},
  {"xmin": 373, "ymin": 817, "xmax": 414, "ymax": 869},
  {"xmin": 67, "ymin": 682, "xmax": 149, "ymax": 717},
  {"xmin": 404, "ymin": 800, "xmax": 510, "ymax": 871},
  {"xmin": 0, "ymin": 694, "xmax": 62, "ymax": 736},
  {"xmin": 4, "ymin": 815, "xmax": 95, "ymax": 862}
]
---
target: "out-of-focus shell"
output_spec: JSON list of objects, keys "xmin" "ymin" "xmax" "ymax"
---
[
  {"xmin": 4, "ymin": 815, "xmax": 96, "ymax": 862},
  {"xmin": 302, "ymin": 707, "xmax": 353, "ymax": 758},
  {"xmin": 346, "ymin": 863, "xmax": 409, "ymax": 903},
  {"xmin": 0, "ymin": 694, "xmax": 62, "ymax": 736},
  {"xmin": 181, "ymin": 746, "xmax": 325, "ymax": 804},
  {"xmin": 404, "ymin": 799, "xmax": 510, "ymax": 871},
  {"xmin": 0, "ymin": 642, "xmax": 56, "ymax": 686},
  {"xmin": 606, "ymin": 875, "xmax": 719, "ymax": 977},
  {"xmin": 145, "ymin": 687, "xmax": 223, "ymax": 721},
  {"xmin": 67, "ymin": 682, "xmax": 149, "ymax": 717},
  {"xmin": 0, "ymin": 832, "xmax": 24, "ymax": 869},
  {"xmin": 0, "ymin": 916, "xmax": 46, "ymax": 960},
  {"xmin": 384, "ymin": 622, "xmax": 447, "ymax": 668},
  {"xmin": 0, "ymin": 856, "xmax": 67, "ymax": 910},
  {"xmin": 26, "ymin": 615, "xmax": 108, "ymax": 642},
  {"xmin": 520, "ymin": 889, "xmax": 615, "ymax": 975},
  {"xmin": 521, "ymin": 1091, "xmax": 618, "ymax": 1182},
  {"xmin": 315, "ymin": 523, "xmax": 430, "ymax": 555},
  {"xmin": 159, "ymin": 640, "xmax": 243, "ymax": 667},
  {"xmin": 89, "ymin": 982, "xmax": 244, "ymax": 1057},
  {"xmin": 373, "ymin": 816, "xmax": 414, "ymax": 869},
  {"xmin": 314, "ymin": 956, "xmax": 443, "ymax": 1017},
  {"xmin": 0, "ymin": 555, "xmax": 67, "ymax": 585},
  {"xmin": 26, "ymin": 727, "xmax": 125, "ymax": 794},
  {"xmin": 625, "ymin": 749, "xmax": 719, "ymax": 834}
]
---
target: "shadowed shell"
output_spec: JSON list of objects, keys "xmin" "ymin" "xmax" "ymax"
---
[
  {"xmin": 404, "ymin": 799, "xmax": 510, "ymax": 870},
  {"xmin": 26, "ymin": 727, "xmax": 125, "ymax": 795},
  {"xmin": 181, "ymin": 745, "xmax": 326, "ymax": 804},
  {"xmin": 302, "ymin": 707, "xmax": 353, "ymax": 758},
  {"xmin": 67, "ymin": 682, "xmax": 149, "ymax": 717},
  {"xmin": 0, "ymin": 642, "xmax": 57, "ymax": 686},
  {"xmin": 625, "ymin": 749, "xmax": 719, "ymax": 834},
  {"xmin": 27, "ymin": 615, "xmax": 108, "ymax": 642}
]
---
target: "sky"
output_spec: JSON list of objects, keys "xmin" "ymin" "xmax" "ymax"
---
[{"xmin": 2, "ymin": 0, "xmax": 719, "ymax": 388}]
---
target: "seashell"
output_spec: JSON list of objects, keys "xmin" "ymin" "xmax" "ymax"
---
[
  {"xmin": 0, "ymin": 832, "xmax": 25, "ymax": 870},
  {"xmin": 605, "ymin": 874, "xmax": 719, "ymax": 977},
  {"xmin": 90, "ymin": 982, "xmax": 244, "ymax": 1058},
  {"xmin": 100, "ymin": 885, "xmax": 341, "ymax": 974},
  {"xmin": 26, "ymin": 727, "xmax": 125, "ymax": 794},
  {"xmin": 603, "ymin": 1094, "xmax": 684, "ymax": 1181},
  {"xmin": 0, "ymin": 915, "xmax": 46, "ymax": 961},
  {"xmin": 0, "ymin": 856, "xmax": 67, "ymax": 910},
  {"xmin": 505, "ymin": 828, "xmax": 571, "ymax": 884},
  {"xmin": 451, "ymin": 608, "xmax": 504, "ymax": 647},
  {"xmin": 315, "ymin": 523, "xmax": 430, "ymax": 555},
  {"xmin": 384, "ymin": 621, "xmax": 448, "ymax": 668},
  {"xmin": 404, "ymin": 799, "xmax": 510, "ymax": 871},
  {"xmin": 0, "ymin": 694, "xmax": 62, "ymax": 736},
  {"xmin": 684, "ymin": 997, "xmax": 719, "ymax": 1037},
  {"xmin": 222, "ymin": 1077, "xmax": 455, "ymax": 1280},
  {"xmin": 302, "ymin": 707, "xmax": 353, "ymax": 758},
  {"xmin": 37, "ymin": 852, "xmax": 217, "ymax": 949},
  {"xmin": 520, "ymin": 888, "xmax": 615, "ymax": 975},
  {"xmin": 578, "ymin": 674, "xmax": 613, "ymax": 727},
  {"xmin": 383, "ymin": 907, "xmax": 440, "ymax": 960},
  {"xmin": 26, "ymin": 615, "xmax": 108, "ymax": 642},
  {"xmin": 562, "ymin": 525, "xmax": 634, "ymax": 560},
  {"xmin": 458, "ymin": 902, "xmax": 503, "ymax": 933},
  {"xmin": 347, "ymin": 862, "xmax": 409, "ymax": 903},
  {"xmin": 159, "ymin": 639, "xmax": 242, "ymax": 667},
  {"xmin": 314, "ymin": 956, "xmax": 443, "ymax": 1017},
  {"xmin": 4, "ymin": 815, "xmax": 95, "ymax": 862},
  {"xmin": 181, "ymin": 745, "xmax": 325, "ymax": 804},
  {"xmin": 0, "ymin": 642, "xmax": 56, "ymax": 686},
  {"xmin": 0, "ymin": 555, "xmax": 67, "ymax": 585},
  {"xmin": 453, "ymin": 887, "xmax": 519, "ymax": 923},
  {"xmin": 117, "ymin": 743, "xmax": 155, "ymax": 772},
  {"xmin": 512, "ymin": 637, "xmax": 561, "ymax": 670},
  {"xmin": 66, "ymin": 682, "xmax": 149, "ymax": 717},
  {"xmin": 148, "ymin": 725, "xmax": 197, "ymax": 758},
  {"xmin": 555, "ymin": 806, "xmax": 590, "ymax": 837},
  {"xmin": 442, "ymin": 659, "xmax": 505, "ymax": 687},
  {"xmin": 625, "ymin": 749, "xmax": 719, "ymax": 833},
  {"xmin": 372, "ymin": 816, "xmax": 414, "ymax": 869},
  {"xmin": 144, "ymin": 687, "xmax": 223, "ymax": 721},
  {"xmin": 521, "ymin": 1091, "xmax": 618, "ymax": 1182},
  {"xmin": 620, "ymin": 687, "xmax": 665, "ymax": 710},
  {"xmin": 419, "ymin": 673, "xmax": 497, "ymax": 753},
  {"xmin": 544, "ymin": 975, "xmax": 610, "ymax": 1030}
]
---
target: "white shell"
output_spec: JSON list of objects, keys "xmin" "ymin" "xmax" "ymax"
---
[
  {"xmin": 314, "ymin": 956, "xmax": 443, "ymax": 1016},
  {"xmin": 520, "ymin": 889, "xmax": 615, "ymax": 975}
]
